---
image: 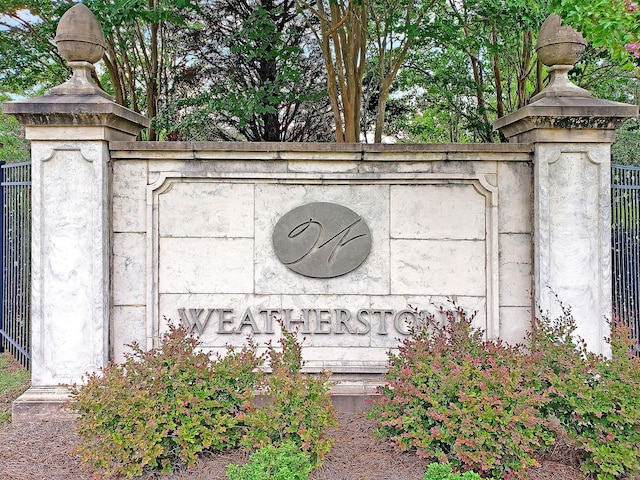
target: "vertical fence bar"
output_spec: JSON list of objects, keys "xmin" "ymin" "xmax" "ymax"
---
[
  {"xmin": 0, "ymin": 161, "xmax": 31, "ymax": 368},
  {"xmin": 0, "ymin": 160, "xmax": 4, "ymax": 355}
]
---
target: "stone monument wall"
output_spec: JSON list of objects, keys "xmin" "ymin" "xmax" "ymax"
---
[
  {"xmin": 109, "ymin": 143, "xmax": 534, "ymax": 373},
  {"xmin": 5, "ymin": 5, "xmax": 638, "ymax": 421}
]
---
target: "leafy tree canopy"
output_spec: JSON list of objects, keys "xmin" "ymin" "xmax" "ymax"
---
[
  {"xmin": 1, "ymin": 0, "xmax": 640, "ymax": 143},
  {"xmin": 551, "ymin": 0, "xmax": 640, "ymax": 66},
  {"xmin": 0, "ymin": 0, "xmax": 70, "ymax": 96}
]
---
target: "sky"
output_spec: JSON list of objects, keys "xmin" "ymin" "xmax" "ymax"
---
[{"xmin": 0, "ymin": 9, "xmax": 42, "ymax": 32}]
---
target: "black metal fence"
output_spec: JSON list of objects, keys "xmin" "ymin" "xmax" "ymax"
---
[
  {"xmin": 0, "ymin": 161, "xmax": 31, "ymax": 368},
  {"xmin": 612, "ymin": 164, "xmax": 640, "ymax": 344}
]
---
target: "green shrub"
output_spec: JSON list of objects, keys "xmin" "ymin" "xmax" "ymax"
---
[
  {"xmin": 530, "ymin": 304, "xmax": 640, "ymax": 480},
  {"xmin": 424, "ymin": 462, "xmax": 484, "ymax": 480},
  {"xmin": 239, "ymin": 324, "xmax": 337, "ymax": 467},
  {"xmin": 369, "ymin": 305, "xmax": 555, "ymax": 479},
  {"xmin": 69, "ymin": 323, "xmax": 262, "ymax": 478},
  {"xmin": 225, "ymin": 440, "xmax": 312, "ymax": 480}
]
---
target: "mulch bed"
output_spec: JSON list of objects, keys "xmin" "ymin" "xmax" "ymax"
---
[{"xmin": 0, "ymin": 411, "xmax": 588, "ymax": 480}]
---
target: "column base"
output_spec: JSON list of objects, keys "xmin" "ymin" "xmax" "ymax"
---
[
  {"xmin": 12, "ymin": 386, "xmax": 77, "ymax": 423},
  {"xmin": 329, "ymin": 376, "xmax": 382, "ymax": 413},
  {"xmin": 11, "ymin": 379, "xmax": 382, "ymax": 423}
]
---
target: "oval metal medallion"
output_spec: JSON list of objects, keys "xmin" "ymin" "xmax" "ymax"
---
[{"xmin": 272, "ymin": 202, "xmax": 372, "ymax": 278}]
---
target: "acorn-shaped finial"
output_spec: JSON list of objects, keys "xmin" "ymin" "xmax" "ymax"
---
[
  {"xmin": 50, "ymin": 3, "xmax": 112, "ymax": 99},
  {"xmin": 55, "ymin": 3, "xmax": 106, "ymax": 64},
  {"xmin": 536, "ymin": 14, "xmax": 587, "ymax": 67},
  {"xmin": 530, "ymin": 14, "xmax": 590, "ymax": 102}
]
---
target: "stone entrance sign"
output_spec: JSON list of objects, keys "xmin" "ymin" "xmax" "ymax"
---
[{"xmin": 143, "ymin": 170, "xmax": 500, "ymax": 373}]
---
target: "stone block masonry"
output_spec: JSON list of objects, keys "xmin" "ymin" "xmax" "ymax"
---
[{"xmin": 108, "ymin": 143, "xmax": 534, "ymax": 374}]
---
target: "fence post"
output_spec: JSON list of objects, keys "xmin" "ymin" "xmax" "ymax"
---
[
  {"xmin": 495, "ymin": 15, "xmax": 637, "ymax": 354},
  {"xmin": 2, "ymin": 4, "xmax": 148, "ymax": 421}
]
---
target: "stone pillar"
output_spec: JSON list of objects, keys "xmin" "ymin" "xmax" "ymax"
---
[
  {"xmin": 495, "ymin": 15, "xmax": 637, "ymax": 354},
  {"xmin": 2, "ymin": 4, "xmax": 148, "ymax": 421}
]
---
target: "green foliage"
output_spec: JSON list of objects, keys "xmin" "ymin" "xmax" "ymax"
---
[
  {"xmin": 0, "ymin": 352, "xmax": 30, "ymax": 428},
  {"xmin": 369, "ymin": 305, "xmax": 555, "ymax": 479},
  {"xmin": 612, "ymin": 118, "xmax": 640, "ymax": 166},
  {"xmin": 530, "ymin": 304, "xmax": 640, "ymax": 480},
  {"xmin": 0, "ymin": 110, "xmax": 30, "ymax": 164},
  {"xmin": 3, "ymin": 0, "xmax": 640, "ymax": 142},
  {"xmin": 550, "ymin": 0, "xmax": 640, "ymax": 66},
  {"xmin": 85, "ymin": 0, "xmax": 198, "ymax": 28},
  {"xmin": 388, "ymin": 0, "xmax": 552, "ymax": 143},
  {"xmin": 239, "ymin": 325, "xmax": 337, "ymax": 468},
  {"xmin": 424, "ymin": 462, "xmax": 484, "ymax": 480},
  {"xmin": 154, "ymin": 0, "xmax": 330, "ymax": 142},
  {"xmin": 0, "ymin": 0, "xmax": 69, "ymax": 96},
  {"xmin": 69, "ymin": 322, "xmax": 337, "ymax": 477},
  {"xmin": 225, "ymin": 440, "xmax": 313, "ymax": 480},
  {"xmin": 69, "ymin": 323, "xmax": 262, "ymax": 478}
]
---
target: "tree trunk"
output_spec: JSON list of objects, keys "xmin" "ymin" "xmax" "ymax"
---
[
  {"xmin": 491, "ymin": 26, "xmax": 504, "ymax": 119},
  {"xmin": 374, "ymin": 82, "xmax": 390, "ymax": 143},
  {"xmin": 518, "ymin": 28, "xmax": 533, "ymax": 109},
  {"xmin": 373, "ymin": 40, "xmax": 410, "ymax": 143},
  {"xmin": 102, "ymin": 52, "xmax": 125, "ymax": 106},
  {"xmin": 306, "ymin": 0, "xmax": 365, "ymax": 142},
  {"xmin": 147, "ymin": 0, "xmax": 159, "ymax": 141},
  {"xmin": 469, "ymin": 53, "xmax": 488, "ymax": 125}
]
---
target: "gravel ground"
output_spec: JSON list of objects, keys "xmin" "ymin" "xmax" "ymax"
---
[{"xmin": 0, "ymin": 411, "xmax": 588, "ymax": 480}]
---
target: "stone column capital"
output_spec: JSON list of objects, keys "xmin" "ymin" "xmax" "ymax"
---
[
  {"xmin": 494, "ymin": 96, "xmax": 637, "ymax": 144},
  {"xmin": 2, "ymin": 94, "xmax": 149, "ymax": 141}
]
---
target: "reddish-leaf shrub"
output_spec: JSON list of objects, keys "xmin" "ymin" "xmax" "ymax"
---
[
  {"xmin": 69, "ymin": 324, "xmax": 262, "ymax": 478},
  {"xmin": 530, "ymin": 303, "xmax": 640, "ymax": 480},
  {"xmin": 369, "ymin": 306, "xmax": 555, "ymax": 479},
  {"xmin": 239, "ymin": 325, "xmax": 337, "ymax": 467}
]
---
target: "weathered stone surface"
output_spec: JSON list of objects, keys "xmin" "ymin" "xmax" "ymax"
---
[
  {"xmin": 30, "ymin": 143, "xmax": 109, "ymax": 387},
  {"xmin": 390, "ymin": 184, "xmax": 486, "ymax": 240},
  {"xmin": 160, "ymin": 237, "xmax": 254, "ymax": 294},
  {"xmin": 499, "ymin": 233, "xmax": 533, "ymax": 307},
  {"xmin": 498, "ymin": 161, "xmax": 532, "ymax": 234},
  {"xmin": 499, "ymin": 306, "xmax": 534, "ymax": 345},
  {"xmin": 531, "ymin": 15, "xmax": 589, "ymax": 101},
  {"xmin": 112, "ymin": 306, "xmax": 146, "ymax": 362},
  {"xmin": 494, "ymin": 96, "xmax": 636, "ymax": 143},
  {"xmin": 537, "ymin": 146, "xmax": 611, "ymax": 353},
  {"xmin": 2, "ymin": 91, "xmax": 147, "ymax": 398},
  {"xmin": 496, "ymin": 94, "xmax": 635, "ymax": 354},
  {"xmin": 159, "ymin": 181, "xmax": 254, "ymax": 238},
  {"xmin": 113, "ymin": 232, "xmax": 146, "ymax": 305},
  {"xmin": 12, "ymin": 387, "xmax": 76, "ymax": 423},
  {"xmin": 112, "ymin": 157, "xmax": 513, "ymax": 373},
  {"xmin": 112, "ymin": 160, "xmax": 147, "ymax": 232},
  {"xmin": 2, "ymin": 94, "xmax": 148, "ymax": 138},
  {"xmin": 55, "ymin": 3, "xmax": 106, "ymax": 63},
  {"xmin": 391, "ymin": 239, "xmax": 487, "ymax": 296},
  {"xmin": 51, "ymin": 4, "xmax": 112, "ymax": 98},
  {"xmin": 13, "ymin": 124, "xmax": 547, "ymax": 414}
]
